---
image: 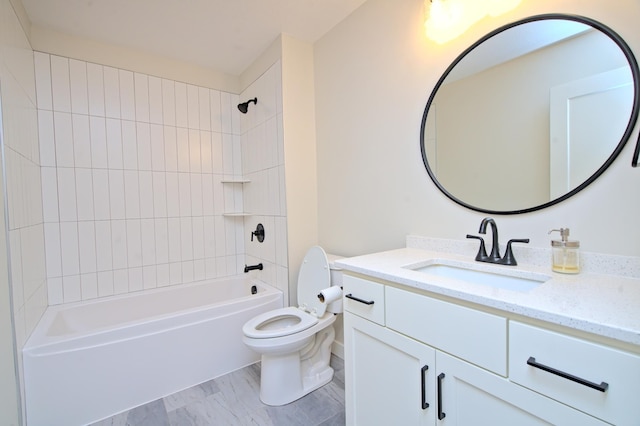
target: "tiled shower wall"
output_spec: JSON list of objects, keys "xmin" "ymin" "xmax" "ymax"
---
[{"xmin": 34, "ymin": 52, "xmax": 248, "ymax": 304}]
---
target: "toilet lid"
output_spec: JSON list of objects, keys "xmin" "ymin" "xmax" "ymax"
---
[{"xmin": 297, "ymin": 246, "xmax": 330, "ymax": 317}]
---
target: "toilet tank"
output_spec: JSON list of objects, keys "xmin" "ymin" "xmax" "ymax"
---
[{"xmin": 325, "ymin": 254, "xmax": 344, "ymax": 314}]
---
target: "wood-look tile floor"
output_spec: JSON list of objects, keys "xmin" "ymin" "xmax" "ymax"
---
[{"xmin": 91, "ymin": 355, "xmax": 345, "ymax": 426}]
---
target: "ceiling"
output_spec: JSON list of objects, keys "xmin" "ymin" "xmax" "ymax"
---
[{"xmin": 21, "ymin": 0, "xmax": 368, "ymax": 76}]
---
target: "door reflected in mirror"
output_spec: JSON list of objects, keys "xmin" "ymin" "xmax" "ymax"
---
[{"xmin": 421, "ymin": 14, "xmax": 639, "ymax": 214}]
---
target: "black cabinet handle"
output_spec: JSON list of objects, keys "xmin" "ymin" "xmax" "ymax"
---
[
  {"xmin": 527, "ymin": 357, "xmax": 609, "ymax": 392},
  {"xmin": 345, "ymin": 294, "xmax": 375, "ymax": 305},
  {"xmin": 421, "ymin": 365, "xmax": 429, "ymax": 410},
  {"xmin": 437, "ymin": 373, "xmax": 446, "ymax": 420}
]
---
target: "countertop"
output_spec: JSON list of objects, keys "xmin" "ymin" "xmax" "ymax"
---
[{"xmin": 335, "ymin": 246, "xmax": 640, "ymax": 347}]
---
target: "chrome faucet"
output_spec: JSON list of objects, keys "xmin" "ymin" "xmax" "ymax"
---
[{"xmin": 467, "ymin": 217, "xmax": 529, "ymax": 266}]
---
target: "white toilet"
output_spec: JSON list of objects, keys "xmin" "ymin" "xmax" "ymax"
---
[{"xmin": 242, "ymin": 246, "xmax": 343, "ymax": 406}]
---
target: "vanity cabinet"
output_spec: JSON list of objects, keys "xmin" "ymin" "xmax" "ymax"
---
[{"xmin": 343, "ymin": 274, "xmax": 612, "ymax": 426}]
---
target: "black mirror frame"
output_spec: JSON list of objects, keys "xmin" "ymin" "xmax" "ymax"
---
[{"xmin": 420, "ymin": 13, "xmax": 640, "ymax": 215}]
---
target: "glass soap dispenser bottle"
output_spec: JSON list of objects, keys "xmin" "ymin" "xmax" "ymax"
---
[{"xmin": 548, "ymin": 228, "xmax": 580, "ymax": 274}]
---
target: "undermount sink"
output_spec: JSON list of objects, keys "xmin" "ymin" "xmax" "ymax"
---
[{"xmin": 404, "ymin": 259, "xmax": 550, "ymax": 293}]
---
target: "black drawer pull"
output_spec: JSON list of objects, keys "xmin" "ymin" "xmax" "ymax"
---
[
  {"xmin": 421, "ymin": 365, "xmax": 429, "ymax": 410},
  {"xmin": 527, "ymin": 357, "xmax": 609, "ymax": 392},
  {"xmin": 437, "ymin": 373, "xmax": 446, "ymax": 420},
  {"xmin": 345, "ymin": 294, "xmax": 375, "ymax": 305}
]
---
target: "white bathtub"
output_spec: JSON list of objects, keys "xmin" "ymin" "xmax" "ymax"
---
[{"xmin": 23, "ymin": 276, "xmax": 283, "ymax": 426}]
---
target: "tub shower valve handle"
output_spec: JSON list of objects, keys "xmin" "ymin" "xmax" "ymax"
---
[
  {"xmin": 251, "ymin": 223, "xmax": 265, "ymax": 243},
  {"xmin": 244, "ymin": 263, "xmax": 263, "ymax": 273}
]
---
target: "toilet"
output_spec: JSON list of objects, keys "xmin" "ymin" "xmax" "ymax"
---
[{"xmin": 242, "ymin": 246, "xmax": 343, "ymax": 406}]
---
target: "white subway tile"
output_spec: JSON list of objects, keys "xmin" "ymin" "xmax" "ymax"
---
[
  {"xmin": 41, "ymin": 167, "xmax": 59, "ymax": 223},
  {"xmin": 205, "ymin": 257, "xmax": 216, "ymax": 279},
  {"xmin": 201, "ymin": 174, "xmax": 213, "ymax": 216},
  {"xmin": 152, "ymin": 172, "xmax": 167, "ymax": 217},
  {"xmin": 63, "ymin": 275, "xmax": 81, "ymax": 303},
  {"xmin": 106, "ymin": 118, "xmax": 123, "ymax": 169},
  {"xmin": 108, "ymin": 169, "xmax": 126, "ymax": 219},
  {"xmin": 138, "ymin": 171, "xmax": 154, "ymax": 218},
  {"xmin": 47, "ymin": 277, "xmax": 64, "ymax": 305},
  {"xmin": 54, "ymin": 112, "xmax": 74, "ymax": 167},
  {"xmin": 265, "ymin": 116, "xmax": 279, "ymax": 168},
  {"xmin": 214, "ymin": 216, "xmax": 226, "ymax": 256},
  {"xmin": 222, "ymin": 133, "xmax": 234, "ymax": 175},
  {"xmin": 194, "ymin": 259, "xmax": 205, "ymax": 281},
  {"xmin": 90, "ymin": 116, "xmax": 108, "ymax": 169},
  {"xmin": 43, "ymin": 223, "xmax": 62, "ymax": 278},
  {"xmin": 95, "ymin": 220, "xmax": 113, "ymax": 271},
  {"xmin": 154, "ymin": 218, "xmax": 169, "ymax": 264},
  {"xmin": 161, "ymin": 79, "xmax": 176, "ymax": 126},
  {"xmin": 190, "ymin": 174, "xmax": 202, "ymax": 216},
  {"xmin": 212, "ymin": 175, "xmax": 224, "ymax": 215},
  {"xmin": 134, "ymin": 73, "xmax": 150, "ymax": 123},
  {"xmin": 119, "ymin": 70, "xmax": 135, "ymax": 121},
  {"xmin": 81, "ymin": 273, "xmax": 98, "ymax": 300},
  {"xmin": 87, "ymin": 62, "xmax": 105, "ymax": 117},
  {"xmin": 224, "ymin": 217, "xmax": 237, "ymax": 254},
  {"xmin": 103, "ymin": 66, "xmax": 121, "ymax": 119},
  {"xmin": 156, "ymin": 264, "xmax": 170, "ymax": 287},
  {"xmin": 113, "ymin": 269, "xmax": 128, "ymax": 294},
  {"xmin": 187, "ymin": 84, "xmax": 199, "ymax": 129},
  {"xmin": 176, "ymin": 127, "xmax": 190, "ymax": 172},
  {"xmin": 126, "ymin": 219, "xmax": 142, "ymax": 267},
  {"xmin": 75, "ymin": 168, "xmax": 95, "ymax": 221},
  {"xmin": 50, "ymin": 55, "xmax": 71, "ymax": 112},
  {"xmin": 192, "ymin": 217, "xmax": 204, "ymax": 260},
  {"xmin": 211, "ymin": 131, "xmax": 223, "ymax": 174},
  {"xmin": 97, "ymin": 270, "xmax": 114, "ymax": 297},
  {"xmin": 128, "ymin": 267, "xmax": 143, "ymax": 292},
  {"xmin": 78, "ymin": 221, "xmax": 97, "ymax": 273},
  {"xmin": 164, "ymin": 126, "xmax": 178, "ymax": 172},
  {"xmin": 230, "ymin": 93, "xmax": 241, "ymax": 135},
  {"xmin": 143, "ymin": 265, "xmax": 157, "ymax": 290},
  {"xmin": 38, "ymin": 110, "xmax": 56, "ymax": 166},
  {"xmin": 198, "ymin": 87, "xmax": 211, "ymax": 131},
  {"xmin": 72, "ymin": 114, "xmax": 91, "ymax": 168},
  {"xmin": 167, "ymin": 217, "xmax": 181, "ymax": 263},
  {"xmin": 150, "ymin": 124, "xmax": 165, "ymax": 171},
  {"xmin": 175, "ymin": 82, "xmax": 188, "ymax": 128},
  {"xmin": 140, "ymin": 218, "xmax": 156, "ymax": 266},
  {"xmin": 57, "ymin": 167, "xmax": 77, "ymax": 221},
  {"xmin": 278, "ymin": 165, "xmax": 287, "ymax": 215},
  {"xmin": 165, "ymin": 172, "xmax": 180, "ymax": 217},
  {"xmin": 110, "ymin": 220, "xmax": 128, "ymax": 269},
  {"xmin": 122, "ymin": 120, "xmax": 138, "ymax": 170},
  {"xmin": 200, "ymin": 131, "xmax": 212, "ymax": 173},
  {"xmin": 210, "ymin": 89, "xmax": 222, "ymax": 133},
  {"xmin": 148, "ymin": 76, "xmax": 163, "ymax": 125},
  {"xmin": 69, "ymin": 59, "xmax": 89, "ymax": 114},
  {"xmin": 203, "ymin": 216, "xmax": 215, "ymax": 258},
  {"xmin": 220, "ymin": 91, "xmax": 232, "ymax": 134},
  {"xmin": 123, "ymin": 170, "xmax": 140, "ymax": 218},
  {"xmin": 136, "ymin": 122, "xmax": 152, "ymax": 170},
  {"xmin": 189, "ymin": 129, "xmax": 201, "ymax": 173},
  {"xmin": 93, "ymin": 169, "xmax": 111, "ymax": 220},
  {"xmin": 181, "ymin": 260, "xmax": 194, "ymax": 283},
  {"xmin": 169, "ymin": 262, "xmax": 182, "ymax": 285},
  {"xmin": 34, "ymin": 52, "xmax": 52, "ymax": 110},
  {"xmin": 60, "ymin": 222, "xmax": 80, "ymax": 276},
  {"xmin": 178, "ymin": 173, "xmax": 192, "ymax": 216}
]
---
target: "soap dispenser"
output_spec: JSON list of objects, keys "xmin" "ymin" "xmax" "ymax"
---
[{"xmin": 548, "ymin": 228, "xmax": 580, "ymax": 274}]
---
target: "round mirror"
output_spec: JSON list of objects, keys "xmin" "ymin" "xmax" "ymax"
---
[{"xmin": 420, "ymin": 14, "xmax": 640, "ymax": 214}]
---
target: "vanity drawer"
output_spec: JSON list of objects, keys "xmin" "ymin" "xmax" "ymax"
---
[
  {"xmin": 386, "ymin": 286, "xmax": 507, "ymax": 375},
  {"xmin": 343, "ymin": 275, "xmax": 385, "ymax": 325},
  {"xmin": 509, "ymin": 321, "xmax": 640, "ymax": 426}
]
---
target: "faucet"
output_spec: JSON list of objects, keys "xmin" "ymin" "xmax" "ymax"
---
[
  {"xmin": 244, "ymin": 263, "xmax": 263, "ymax": 273},
  {"xmin": 467, "ymin": 217, "xmax": 529, "ymax": 266}
]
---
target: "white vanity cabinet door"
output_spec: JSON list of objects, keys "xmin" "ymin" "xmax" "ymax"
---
[
  {"xmin": 435, "ymin": 351, "xmax": 607, "ymax": 426},
  {"xmin": 344, "ymin": 312, "xmax": 436, "ymax": 425}
]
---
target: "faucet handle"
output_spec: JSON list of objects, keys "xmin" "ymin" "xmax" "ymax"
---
[
  {"xmin": 466, "ymin": 234, "xmax": 489, "ymax": 261},
  {"xmin": 497, "ymin": 238, "xmax": 530, "ymax": 266}
]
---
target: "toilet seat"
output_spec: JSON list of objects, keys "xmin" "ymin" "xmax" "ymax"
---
[{"xmin": 242, "ymin": 307, "xmax": 318, "ymax": 339}]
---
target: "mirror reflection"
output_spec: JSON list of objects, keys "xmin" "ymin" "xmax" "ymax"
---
[{"xmin": 421, "ymin": 15, "xmax": 638, "ymax": 214}]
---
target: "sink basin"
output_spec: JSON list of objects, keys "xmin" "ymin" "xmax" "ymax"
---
[{"xmin": 404, "ymin": 259, "xmax": 550, "ymax": 293}]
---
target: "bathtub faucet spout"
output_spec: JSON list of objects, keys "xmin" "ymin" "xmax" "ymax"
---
[{"xmin": 244, "ymin": 263, "xmax": 263, "ymax": 273}]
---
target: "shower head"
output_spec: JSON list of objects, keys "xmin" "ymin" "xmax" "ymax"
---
[{"xmin": 237, "ymin": 97, "xmax": 257, "ymax": 114}]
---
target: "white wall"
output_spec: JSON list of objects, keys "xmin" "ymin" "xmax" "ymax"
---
[
  {"xmin": 315, "ymin": 0, "xmax": 640, "ymax": 258},
  {"xmin": 34, "ymin": 52, "xmax": 247, "ymax": 304}
]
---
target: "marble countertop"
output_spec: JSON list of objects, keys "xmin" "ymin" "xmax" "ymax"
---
[{"xmin": 335, "ymin": 245, "xmax": 640, "ymax": 347}]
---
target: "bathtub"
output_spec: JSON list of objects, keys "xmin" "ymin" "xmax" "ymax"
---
[{"xmin": 23, "ymin": 276, "xmax": 283, "ymax": 426}]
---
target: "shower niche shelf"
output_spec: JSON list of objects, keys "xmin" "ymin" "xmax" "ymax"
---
[
  {"xmin": 221, "ymin": 178, "xmax": 251, "ymax": 184},
  {"xmin": 221, "ymin": 178, "xmax": 251, "ymax": 216},
  {"xmin": 222, "ymin": 212, "xmax": 252, "ymax": 217}
]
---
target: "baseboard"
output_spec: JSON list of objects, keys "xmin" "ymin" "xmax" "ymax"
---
[{"xmin": 331, "ymin": 340, "xmax": 344, "ymax": 359}]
